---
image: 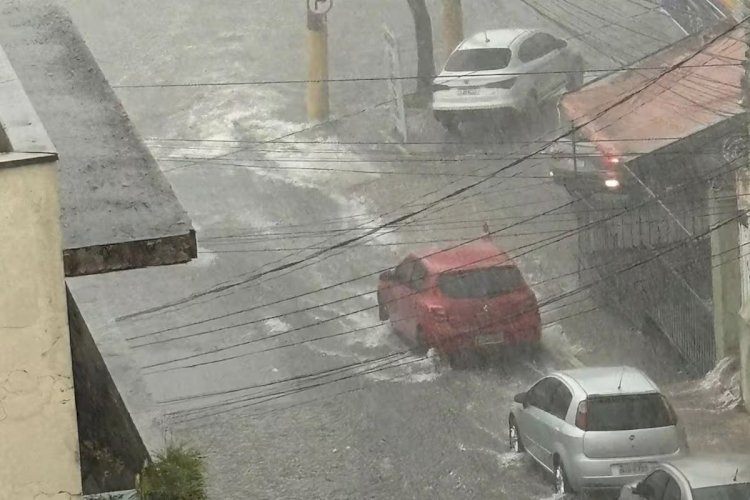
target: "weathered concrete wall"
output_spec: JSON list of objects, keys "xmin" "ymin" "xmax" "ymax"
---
[
  {"xmin": 0, "ymin": 159, "xmax": 82, "ymax": 499},
  {"xmin": 68, "ymin": 288, "xmax": 149, "ymax": 495}
]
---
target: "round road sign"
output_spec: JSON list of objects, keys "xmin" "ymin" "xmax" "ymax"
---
[{"xmin": 308, "ymin": 0, "xmax": 333, "ymax": 15}]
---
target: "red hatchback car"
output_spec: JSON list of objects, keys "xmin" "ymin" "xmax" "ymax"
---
[{"xmin": 377, "ymin": 240, "xmax": 542, "ymax": 357}]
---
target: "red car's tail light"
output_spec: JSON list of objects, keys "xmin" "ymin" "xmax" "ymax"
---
[
  {"xmin": 575, "ymin": 400, "xmax": 588, "ymax": 430},
  {"xmin": 524, "ymin": 295, "xmax": 538, "ymax": 310}
]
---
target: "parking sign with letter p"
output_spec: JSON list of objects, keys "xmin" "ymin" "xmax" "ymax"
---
[{"xmin": 307, "ymin": 0, "xmax": 333, "ymax": 15}]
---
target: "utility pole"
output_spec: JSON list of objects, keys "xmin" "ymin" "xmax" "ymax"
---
[
  {"xmin": 306, "ymin": 0, "xmax": 332, "ymax": 122},
  {"xmin": 441, "ymin": 0, "xmax": 464, "ymax": 59},
  {"xmin": 709, "ymin": 169, "xmax": 741, "ymax": 365},
  {"xmin": 407, "ymin": 0, "xmax": 436, "ymax": 96},
  {"xmin": 738, "ymin": 11, "xmax": 750, "ymax": 406}
]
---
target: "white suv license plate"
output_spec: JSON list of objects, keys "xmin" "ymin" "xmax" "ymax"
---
[
  {"xmin": 458, "ymin": 88, "xmax": 479, "ymax": 96},
  {"xmin": 475, "ymin": 335, "xmax": 503, "ymax": 346},
  {"xmin": 611, "ymin": 462, "xmax": 655, "ymax": 476}
]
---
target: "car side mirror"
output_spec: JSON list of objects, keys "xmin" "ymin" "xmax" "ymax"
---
[
  {"xmin": 380, "ymin": 270, "xmax": 394, "ymax": 281},
  {"xmin": 513, "ymin": 392, "xmax": 527, "ymax": 405}
]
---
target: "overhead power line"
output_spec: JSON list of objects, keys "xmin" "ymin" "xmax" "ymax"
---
[
  {"xmin": 111, "ymin": 62, "xmax": 741, "ymax": 89},
  {"xmin": 135, "ymin": 152, "xmax": 746, "ymax": 373}
]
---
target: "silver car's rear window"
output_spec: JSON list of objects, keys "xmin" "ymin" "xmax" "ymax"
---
[
  {"xmin": 587, "ymin": 394, "xmax": 674, "ymax": 431},
  {"xmin": 444, "ymin": 48, "xmax": 512, "ymax": 72}
]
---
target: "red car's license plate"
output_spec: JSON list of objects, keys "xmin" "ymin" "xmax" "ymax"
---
[{"xmin": 475, "ymin": 335, "xmax": 504, "ymax": 346}]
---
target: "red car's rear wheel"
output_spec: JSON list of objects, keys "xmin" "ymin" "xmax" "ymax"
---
[{"xmin": 409, "ymin": 326, "xmax": 428, "ymax": 356}]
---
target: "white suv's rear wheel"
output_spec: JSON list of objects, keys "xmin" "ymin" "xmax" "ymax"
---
[
  {"xmin": 508, "ymin": 416, "xmax": 524, "ymax": 453},
  {"xmin": 566, "ymin": 61, "xmax": 584, "ymax": 91},
  {"xmin": 435, "ymin": 112, "xmax": 460, "ymax": 134}
]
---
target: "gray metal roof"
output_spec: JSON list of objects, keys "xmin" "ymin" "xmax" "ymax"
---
[{"xmin": 556, "ymin": 366, "xmax": 659, "ymax": 396}]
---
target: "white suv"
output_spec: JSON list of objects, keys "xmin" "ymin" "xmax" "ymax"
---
[{"xmin": 432, "ymin": 28, "xmax": 583, "ymax": 132}]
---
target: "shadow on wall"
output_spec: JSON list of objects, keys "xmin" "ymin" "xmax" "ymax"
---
[
  {"xmin": 67, "ymin": 286, "xmax": 150, "ymax": 495},
  {"xmin": 0, "ymin": 121, "xmax": 12, "ymax": 152}
]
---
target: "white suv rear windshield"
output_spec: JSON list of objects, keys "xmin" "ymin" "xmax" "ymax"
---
[
  {"xmin": 587, "ymin": 394, "xmax": 674, "ymax": 431},
  {"xmin": 438, "ymin": 266, "xmax": 524, "ymax": 299},
  {"xmin": 444, "ymin": 48, "xmax": 512, "ymax": 72}
]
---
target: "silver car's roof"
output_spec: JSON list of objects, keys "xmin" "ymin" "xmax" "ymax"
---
[
  {"xmin": 555, "ymin": 366, "xmax": 659, "ymax": 396},
  {"xmin": 458, "ymin": 29, "xmax": 534, "ymax": 50},
  {"xmin": 664, "ymin": 454, "xmax": 750, "ymax": 489}
]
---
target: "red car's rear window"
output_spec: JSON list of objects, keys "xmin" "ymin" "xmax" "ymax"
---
[{"xmin": 437, "ymin": 266, "xmax": 525, "ymax": 299}]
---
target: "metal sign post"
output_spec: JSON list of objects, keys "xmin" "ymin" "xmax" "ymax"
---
[{"xmin": 384, "ymin": 25, "xmax": 408, "ymax": 143}]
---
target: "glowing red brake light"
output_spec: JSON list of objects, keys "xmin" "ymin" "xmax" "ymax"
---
[
  {"xmin": 605, "ymin": 156, "xmax": 620, "ymax": 165},
  {"xmin": 575, "ymin": 400, "xmax": 588, "ymax": 430}
]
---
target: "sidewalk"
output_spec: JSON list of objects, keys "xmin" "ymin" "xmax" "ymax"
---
[{"xmin": 666, "ymin": 357, "xmax": 750, "ymax": 453}]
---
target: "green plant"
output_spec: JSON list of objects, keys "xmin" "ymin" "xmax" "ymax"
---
[{"xmin": 136, "ymin": 444, "xmax": 207, "ymax": 500}]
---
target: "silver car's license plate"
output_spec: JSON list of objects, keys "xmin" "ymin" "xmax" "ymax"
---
[
  {"xmin": 611, "ymin": 462, "xmax": 655, "ymax": 476},
  {"xmin": 475, "ymin": 335, "xmax": 503, "ymax": 346},
  {"xmin": 458, "ymin": 88, "xmax": 478, "ymax": 96}
]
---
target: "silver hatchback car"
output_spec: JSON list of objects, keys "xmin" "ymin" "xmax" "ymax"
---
[
  {"xmin": 509, "ymin": 367, "xmax": 689, "ymax": 495},
  {"xmin": 619, "ymin": 454, "xmax": 750, "ymax": 499},
  {"xmin": 432, "ymin": 28, "xmax": 583, "ymax": 131}
]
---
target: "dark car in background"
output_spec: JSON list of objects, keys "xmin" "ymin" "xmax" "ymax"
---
[{"xmin": 546, "ymin": 136, "xmax": 631, "ymax": 195}]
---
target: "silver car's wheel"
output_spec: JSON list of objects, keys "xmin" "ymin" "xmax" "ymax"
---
[
  {"xmin": 554, "ymin": 462, "xmax": 571, "ymax": 496},
  {"xmin": 508, "ymin": 417, "xmax": 523, "ymax": 453}
]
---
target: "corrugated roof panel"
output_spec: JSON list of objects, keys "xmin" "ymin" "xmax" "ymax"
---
[{"xmin": 561, "ymin": 20, "xmax": 744, "ymax": 161}]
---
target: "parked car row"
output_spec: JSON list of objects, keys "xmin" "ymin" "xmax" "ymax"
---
[{"xmin": 377, "ymin": 242, "xmax": 749, "ymax": 498}]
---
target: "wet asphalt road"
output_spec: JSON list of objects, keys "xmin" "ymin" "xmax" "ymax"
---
[{"xmin": 61, "ymin": 1, "xmax": 687, "ymax": 498}]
